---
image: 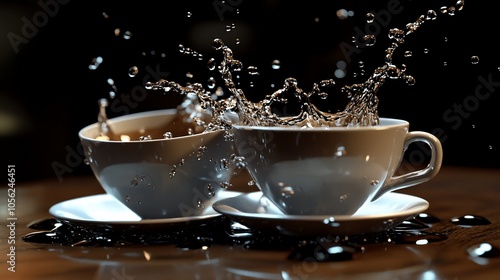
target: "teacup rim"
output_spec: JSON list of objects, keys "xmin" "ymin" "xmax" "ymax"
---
[
  {"xmin": 78, "ymin": 108, "xmax": 221, "ymax": 143},
  {"xmin": 231, "ymin": 117, "xmax": 409, "ymax": 131}
]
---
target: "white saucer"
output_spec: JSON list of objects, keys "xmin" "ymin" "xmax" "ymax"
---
[
  {"xmin": 49, "ymin": 191, "xmax": 242, "ymax": 232},
  {"xmin": 212, "ymin": 192, "xmax": 429, "ymax": 236}
]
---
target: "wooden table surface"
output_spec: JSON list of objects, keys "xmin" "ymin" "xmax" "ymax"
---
[{"xmin": 1, "ymin": 165, "xmax": 499, "ymax": 280}]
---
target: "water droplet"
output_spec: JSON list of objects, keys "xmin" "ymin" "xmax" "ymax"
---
[
  {"xmin": 187, "ymin": 11, "xmax": 192, "ymax": 18},
  {"xmin": 247, "ymin": 66, "xmax": 259, "ymax": 75},
  {"xmin": 339, "ymin": 194, "xmax": 348, "ymax": 202},
  {"xmin": 319, "ymin": 79, "xmax": 335, "ymax": 88},
  {"xmin": 387, "ymin": 64, "xmax": 400, "ymax": 79},
  {"xmin": 390, "ymin": 230, "xmax": 447, "ymax": 244},
  {"xmin": 447, "ymin": 6, "xmax": 456, "ymax": 16},
  {"xmin": 280, "ymin": 185, "xmax": 294, "ymax": 198},
  {"xmin": 219, "ymin": 158, "xmax": 230, "ymax": 169},
  {"xmin": 163, "ymin": 132, "xmax": 173, "ymax": 139},
  {"xmin": 215, "ymin": 86, "xmax": 224, "ymax": 97},
  {"xmin": 207, "ymin": 184, "xmax": 215, "ymax": 196},
  {"xmin": 467, "ymin": 243, "xmax": 500, "ymax": 258},
  {"xmin": 224, "ymin": 131, "xmax": 235, "ymax": 141},
  {"xmin": 197, "ymin": 199, "xmax": 204, "ymax": 208},
  {"xmin": 425, "ymin": 10, "xmax": 437, "ymax": 21},
  {"xmin": 212, "ymin": 38, "xmax": 224, "ymax": 50},
  {"xmin": 128, "ymin": 66, "xmax": 139, "ymax": 77},
  {"xmin": 370, "ymin": 180, "xmax": 379, "ymax": 186},
  {"xmin": 394, "ymin": 218, "xmax": 431, "ymax": 231},
  {"xmin": 337, "ymin": 60, "xmax": 347, "ymax": 69},
  {"xmin": 271, "ymin": 59, "xmax": 281, "ymax": 70},
  {"xmin": 450, "ymin": 214, "xmax": 491, "ymax": 226},
  {"xmin": 123, "ymin": 31, "xmax": 132, "ymax": 40},
  {"xmin": 139, "ymin": 135, "xmax": 152, "ymax": 141},
  {"xmin": 336, "ymin": 9, "xmax": 349, "ymax": 20},
  {"xmin": 388, "ymin": 28, "xmax": 405, "ymax": 43},
  {"xmin": 88, "ymin": 56, "xmax": 103, "ymax": 70},
  {"xmin": 232, "ymin": 155, "xmax": 246, "ymax": 169},
  {"xmin": 335, "ymin": 146, "xmax": 346, "ymax": 157},
  {"xmin": 471, "ymin": 56, "xmax": 480, "ymax": 64},
  {"xmin": 131, "ymin": 178, "xmax": 138, "ymax": 187},
  {"xmin": 334, "ymin": 69, "xmax": 346, "ymax": 79},
  {"xmin": 362, "ymin": 35, "xmax": 376, "ymax": 46},
  {"xmin": 220, "ymin": 181, "xmax": 232, "ymax": 189},
  {"xmin": 405, "ymin": 75, "xmax": 416, "ymax": 86},
  {"xmin": 288, "ymin": 243, "xmax": 354, "ymax": 262},
  {"xmin": 169, "ymin": 165, "xmax": 177, "ymax": 178},
  {"xmin": 193, "ymin": 146, "xmax": 206, "ymax": 160},
  {"xmin": 414, "ymin": 213, "xmax": 441, "ymax": 224},
  {"xmin": 207, "ymin": 77, "xmax": 216, "ymax": 89},
  {"xmin": 323, "ymin": 217, "xmax": 340, "ymax": 227},
  {"xmin": 366, "ymin": 13, "xmax": 375, "ymax": 23}
]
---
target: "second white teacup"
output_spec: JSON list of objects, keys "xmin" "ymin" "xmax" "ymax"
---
[{"xmin": 232, "ymin": 118, "xmax": 443, "ymax": 216}]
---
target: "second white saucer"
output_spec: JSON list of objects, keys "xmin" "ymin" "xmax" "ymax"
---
[{"xmin": 212, "ymin": 192, "xmax": 429, "ymax": 236}]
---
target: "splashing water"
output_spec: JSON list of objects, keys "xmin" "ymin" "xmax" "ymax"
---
[
  {"xmin": 95, "ymin": 1, "xmax": 465, "ymax": 140},
  {"xmin": 141, "ymin": 1, "xmax": 464, "ymax": 132},
  {"xmin": 97, "ymin": 91, "xmax": 213, "ymax": 141}
]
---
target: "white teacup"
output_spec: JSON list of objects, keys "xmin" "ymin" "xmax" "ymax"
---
[
  {"xmin": 79, "ymin": 109, "xmax": 236, "ymax": 219},
  {"xmin": 232, "ymin": 118, "xmax": 443, "ymax": 216}
]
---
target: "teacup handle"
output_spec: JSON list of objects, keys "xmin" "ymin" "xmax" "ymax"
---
[{"xmin": 371, "ymin": 131, "xmax": 443, "ymax": 201}]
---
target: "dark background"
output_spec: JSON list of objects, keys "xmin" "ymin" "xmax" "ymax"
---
[{"xmin": 1, "ymin": 0, "xmax": 498, "ymax": 183}]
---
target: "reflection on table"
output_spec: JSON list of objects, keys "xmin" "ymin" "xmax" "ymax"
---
[{"xmin": 1, "ymin": 165, "xmax": 499, "ymax": 280}]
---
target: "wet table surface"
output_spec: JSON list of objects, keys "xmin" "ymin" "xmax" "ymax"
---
[{"xmin": 1, "ymin": 165, "xmax": 500, "ymax": 280}]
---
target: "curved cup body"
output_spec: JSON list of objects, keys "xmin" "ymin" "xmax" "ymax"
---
[
  {"xmin": 79, "ymin": 109, "xmax": 235, "ymax": 219},
  {"xmin": 232, "ymin": 118, "xmax": 442, "ymax": 216}
]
